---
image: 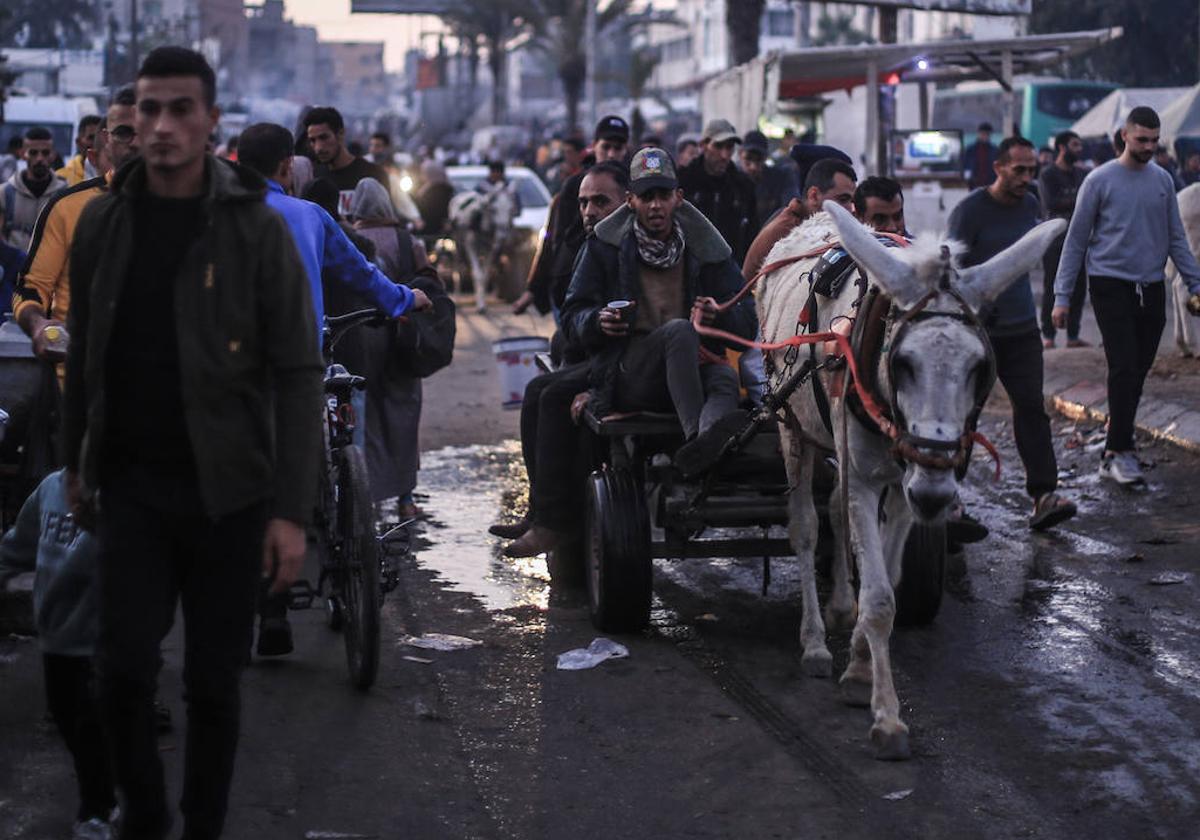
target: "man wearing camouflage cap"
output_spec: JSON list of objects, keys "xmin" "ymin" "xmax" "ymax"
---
[
  {"xmin": 678, "ymin": 118, "xmax": 760, "ymax": 265},
  {"xmin": 561, "ymin": 147, "xmax": 757, "ymax": 452}
]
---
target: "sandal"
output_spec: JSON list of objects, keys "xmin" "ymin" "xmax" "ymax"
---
[{"xmin": 1029, "ymin": 492, "xmax": 1077, "ymax": 532}]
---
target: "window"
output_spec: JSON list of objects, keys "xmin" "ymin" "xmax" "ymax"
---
[
  {"xmin": 1035, "ymin": 85, "xmax": 1113, "ymax": 121},
  {"xmin": 765, "ymin": 9, "xmax": 794, "ymax": 37}
]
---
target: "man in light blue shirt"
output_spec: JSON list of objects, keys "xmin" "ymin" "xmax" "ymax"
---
[
  {"xmin": 1052, "ymin": 106, "xmax": 1200, "ymax": 486},
  {"xmin": 238, "ymin": 122, "xmax": 429, "ymax": 340}
]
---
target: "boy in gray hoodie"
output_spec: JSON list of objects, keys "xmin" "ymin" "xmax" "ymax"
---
[{"xmin": 0, "ymin": 469, "xmax": 117, "ymax": 838}]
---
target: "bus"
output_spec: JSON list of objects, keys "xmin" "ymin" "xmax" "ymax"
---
[{"xmin": 933, "ymin": 79, "xmax": 1118, "ymax": 150}]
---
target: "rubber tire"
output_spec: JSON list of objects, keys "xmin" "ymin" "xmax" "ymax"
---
[
  {"xmin": 585, "ymin": 467, "xmax": 652, "ymax": 633},
  {"xmin": 894, "ymin": 522, "xmax": 947, "ymax": 627},
  {"xmin": 336, "ymin": 445, "xmax": 381, "ymax": 690}
]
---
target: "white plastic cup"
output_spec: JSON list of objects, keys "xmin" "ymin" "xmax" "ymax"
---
[{"xmin": 492, "ymin": 336, "xmax": 551, "ymax": 410}]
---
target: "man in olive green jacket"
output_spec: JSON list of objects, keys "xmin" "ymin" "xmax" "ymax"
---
[{"xmin": 62, "ymin": 47, "xmax": 321, "ymax": 839}]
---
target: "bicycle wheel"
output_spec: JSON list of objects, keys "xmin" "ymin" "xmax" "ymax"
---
[{"xmin": 335, "ymin": 444, "xmax": 381, "ymax": 690}]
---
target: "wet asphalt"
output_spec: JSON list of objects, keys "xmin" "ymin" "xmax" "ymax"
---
[{"xmin": 3, "ymin": 402, "xmax": 1200, "ymax": 839}]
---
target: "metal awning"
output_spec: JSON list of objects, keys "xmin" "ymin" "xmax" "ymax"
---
[{"xmin": 771, "ymin": 27, "xmax": 1123, "ymax": 97}]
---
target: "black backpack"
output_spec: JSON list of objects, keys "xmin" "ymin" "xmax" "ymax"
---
[{"xmin": 393, "ymin": 268, "xmax": 456, "ymax": 378}]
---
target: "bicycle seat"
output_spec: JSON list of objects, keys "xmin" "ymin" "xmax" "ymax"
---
[{"xmin": 324, "ymin": 363, "xmax": 366, "ymax": 393}]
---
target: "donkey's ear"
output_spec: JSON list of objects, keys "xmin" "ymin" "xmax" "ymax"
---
[
  {"xmin": 824, "ymin": 201, "xmax": 927, "ymax": 308},
  {"xmin": 955, "ymin": 218, "xmax": 1067, "ymax": 312}
]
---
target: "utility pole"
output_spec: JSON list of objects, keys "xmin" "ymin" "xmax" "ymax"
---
[
  {"xmin": 130, "ymin": 0, "xmax": 139, "ymax": 82},
  {"xmin": 585, "ymin": 0, "xmax": 597, "ymax": 132}
]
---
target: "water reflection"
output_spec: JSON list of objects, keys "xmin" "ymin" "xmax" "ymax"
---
[{"xmin": 411, "ymin": 443, "xmax": 550, "ymax": 612}]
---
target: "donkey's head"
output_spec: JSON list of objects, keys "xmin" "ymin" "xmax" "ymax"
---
[{"xmin": 825, "ymin": 201, "xmax": 1066, "ymax": 522}]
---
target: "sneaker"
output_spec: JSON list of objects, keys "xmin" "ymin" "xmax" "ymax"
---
[
  {"xmin": 1099, "ymin": 451, "xmax": 1144, "ymax": 486},
  {"xmin": 256, "ymin": 616, "xmax": 294, "ymax": 657},
  {"xmin": 946, "ymin": 503, "xmax": 989, "ymax": 544},
  {"xmin": 1066, "ymin": 338, "xmax": 1091, "ymax": 348},
  {"xmin": 1042, "ymin": 337, "xmax": 1056, "ymax": 349},
  {"xmin": 72, "ymin": 817, "xmax": 113, "ymax": 840}
]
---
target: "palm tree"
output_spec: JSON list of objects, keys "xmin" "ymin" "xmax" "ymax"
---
[
  {"xmin": 725, "ymin": 0, "xmax": 766, "ymax": 67},
  {"xmin": 443, "ymin": 0, "xmax": 539, "ymax": 124},
  {"xmin": 527, "ymin": 0, "xmax": 633, "ymax": 136},
  {"xmin": 813, "ymin": 11, "xmax": 873, "ymax": 47}
]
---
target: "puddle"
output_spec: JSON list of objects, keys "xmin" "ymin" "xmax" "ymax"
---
[{"xmin": 401, "ymin": 442, "xmax": 549, "ymax": 612}]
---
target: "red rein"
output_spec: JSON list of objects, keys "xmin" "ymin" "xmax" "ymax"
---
[{"xmin": 691, "ymin": 243, "xmax": 1003, "ymax": 481}]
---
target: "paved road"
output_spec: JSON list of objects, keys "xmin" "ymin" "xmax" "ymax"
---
[{"xmin": 3, "ymin": 303, "xmax": 1200, "ymax": 839}]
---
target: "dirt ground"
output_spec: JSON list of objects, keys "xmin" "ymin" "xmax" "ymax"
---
[{"xmin": 419, "ymin": 296, "xmax": 556, "ymax": 452}]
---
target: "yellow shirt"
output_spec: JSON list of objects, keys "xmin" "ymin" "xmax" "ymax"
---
[{"xmin": 12, "ymin": 174, "xmax": 107, "ymax": 325}]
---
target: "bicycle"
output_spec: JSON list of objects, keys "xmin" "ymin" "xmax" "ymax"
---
[{"xmin": 297, "ymin": 308, "xmax": 399, "ymax": 690}]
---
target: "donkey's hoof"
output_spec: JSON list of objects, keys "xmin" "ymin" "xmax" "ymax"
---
[
  {"xmin": 800, "ymin": 648, "xmax": 833, "ymax": 678},
  {"xmin": 838, "ymin": 675, "xmax": 872, "ymax": 708},
  {"xmin": 824, "ymin": 603, "xmax": 858, "ymax": 633},
  {"xmin": 870, "ymin": 722, "xmax": 911, "ymax": 761}
]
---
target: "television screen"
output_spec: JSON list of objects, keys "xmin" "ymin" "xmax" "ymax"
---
[{"xmin": 889, "ymin": 130, "xmax": 964, "ymax": 179}]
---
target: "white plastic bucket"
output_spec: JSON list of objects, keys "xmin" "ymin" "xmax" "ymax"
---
[{"xmin": 492, "ymin": 336, "xmax": 550, "ymax": 410}]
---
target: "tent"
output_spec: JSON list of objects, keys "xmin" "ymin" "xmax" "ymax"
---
[
  {"xmin": 1071, "ymin": 87, "xmax": 1189, "ymax": 139},
  {"xmin": 1161, "ymin": 83, "xmax": 1200, "ymax": 149}
]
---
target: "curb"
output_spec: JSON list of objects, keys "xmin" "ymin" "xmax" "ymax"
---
[{"xmin": 1049, "ymin": 384, "xmax": 1200, "ymax": 455}]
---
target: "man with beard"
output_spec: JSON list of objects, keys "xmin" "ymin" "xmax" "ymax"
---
[
  {"xmin": 303, "ymin": 106, "xmax": 388, "ymax": 218},
  {"xmin": 516, "ymin": 114, "xmax": 629, "ymax": 319},
  {"xmin": 493, "ymin": 162, "xmax": 631, "ymax": 557},
  {"xmin": 950, "ymin": 136, "xmax": 1076, "ymax": 531},
  {"xmin": 1053, "ymin": 107, "xmax": 1200, "ymax": 486},
  {"xmin": 678, "ymin": 118, "xmax": 758, "ymax": 265},
  {"xmin": 2, "ymin": 127, "xmax": 68, "ymax": 250},
  {"xmin": 14, "ymin": 88, "xmax": 140, "ymax": 362},
  {"xmin": 1038, "ymin": 130, "xmax": 1089, "ymax": 348}
]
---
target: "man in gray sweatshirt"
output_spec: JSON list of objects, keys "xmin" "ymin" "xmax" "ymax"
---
[{"xmin": 1053, "ymin": 106, "xmax": 1200, "ymax": 485}]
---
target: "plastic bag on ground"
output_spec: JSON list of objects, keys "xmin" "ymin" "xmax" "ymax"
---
[
  {"xmin": 398, "ymin": 633, "xmax": 483, "ymax": 651},
  {"xmin": 556, "ymin": 637, "xmax": 630, "ymax": 670}
]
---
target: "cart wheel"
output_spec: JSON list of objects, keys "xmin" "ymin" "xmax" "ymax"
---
[
  {"xmin": 585, "ymin": 467, "xmax": 652, "ymax": 632},
  {"xmin": 895, "ymin": 522, "xmax": 947, "ymax": 626}
]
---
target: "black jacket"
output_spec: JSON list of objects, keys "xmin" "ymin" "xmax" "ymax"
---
[
  {"xmin": 561, "ymin": 202, "xmax": 758, "ymax": 416},
  {"xmin": 677, "ymin": 156, "xmax": 759, "ymax": 266},
  {"xmin": 64, "ymin": 157, "xmax": 322, "ymax": 523}
]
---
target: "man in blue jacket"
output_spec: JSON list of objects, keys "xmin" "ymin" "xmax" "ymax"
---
[
  {"xmin": 237, "ymin": 122, "xmax": 429, "ymax": 340},
  {"xmin": 237, "ymin": 122, "xmax": 430, "ymax": 656},
  {"xmin": 561, "ymin": 147, "xmax": 757, "ymax": 445}
]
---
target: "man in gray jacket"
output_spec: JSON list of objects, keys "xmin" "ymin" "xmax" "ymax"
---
[{"xmin": 1052, "ymin": 106, "xmax": 1200, "ymax": 485}]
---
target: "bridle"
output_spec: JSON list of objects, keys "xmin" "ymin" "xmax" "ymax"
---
[{"xmin": 878, "ymin": 247, "xmax": 997, "ymax": 475}]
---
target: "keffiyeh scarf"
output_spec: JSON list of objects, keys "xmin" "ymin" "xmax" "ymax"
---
[{"xmin": 634, "ymin": 218, "xmax": 685, "ymax": 269}]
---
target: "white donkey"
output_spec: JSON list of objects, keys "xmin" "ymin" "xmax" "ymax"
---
[{"xmin": 757, "ymin": 201, "xmax": 1065, "ymax": 760}]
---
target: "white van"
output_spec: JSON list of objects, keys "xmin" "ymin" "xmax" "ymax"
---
[{"xmin": 1, "ymin": 95, "xmax": 102, "ymax": 159}]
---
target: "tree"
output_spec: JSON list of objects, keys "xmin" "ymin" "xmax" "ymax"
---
[
  {"xmin": 1030, "ymin": 0, "xmax": 1198, "ymax": 86},
  {"xmin": 812, "ymin": 11, "xmax": 873, "ymax": 48},
  {"xmin": 444, "ymin": 0, "xmax": 539, "ymax": 125},
  {"xmin": 725, "ymin": 0, "xmax": 766, "ymax": 67},
  {"xmin": 0, "ymin": 0, "xmax": 95, "ymax": 49},
  {"xmin": 527, "ymin": 0, "xmax": 633, "ymax": 135},
  {"xmin": 627, "ymin": 45, "xmax": 659, "ymax": 144}
]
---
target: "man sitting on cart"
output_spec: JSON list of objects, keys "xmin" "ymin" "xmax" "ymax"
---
[{"xmin": 561, "ymin": 147, "xmax": 757, "ymax": 458}]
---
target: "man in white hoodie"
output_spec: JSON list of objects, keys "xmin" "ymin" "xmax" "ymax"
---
[{"xmin": 1, "ymin": 127, "xmax": 68, "ymax": 250}]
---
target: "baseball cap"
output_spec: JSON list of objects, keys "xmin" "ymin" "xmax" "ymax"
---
[
  {"xmin": 594, "ymin": 114, "xmax": 630, "ymax": 142},
  {"xmin": 702, "ymin": 118, "xmax": 741, "ymax": 145},
  {"xmin": 629, "ymin": 147, "xmax": 677, "ymax": 195},
  {"xmin": 743, "ymin": 130, "xmax": 769, "ymax": 155}
]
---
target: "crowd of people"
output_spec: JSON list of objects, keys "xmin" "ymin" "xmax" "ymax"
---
[{"xmin": 1, "ymin": 42, "xmax": 1199, "ymax": 840}]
